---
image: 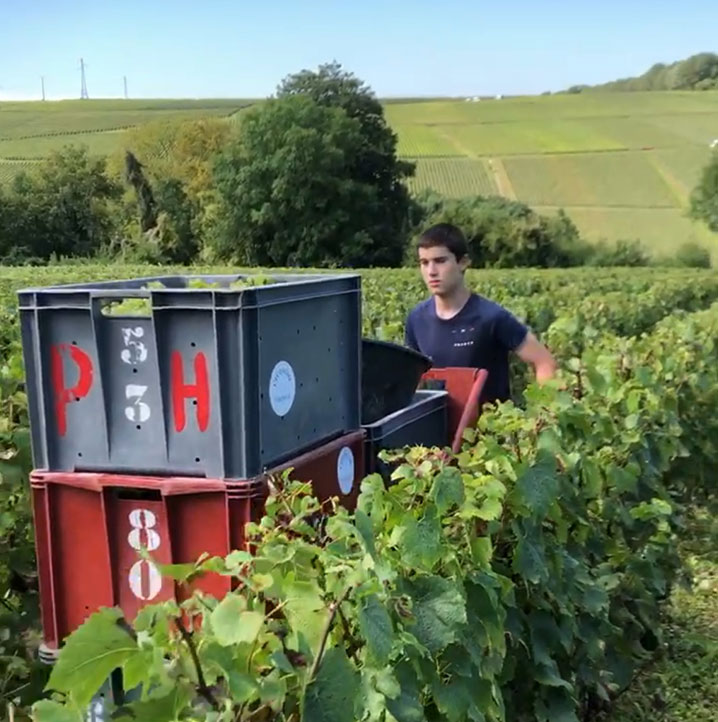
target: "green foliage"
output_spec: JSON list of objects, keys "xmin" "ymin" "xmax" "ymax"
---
[
  {"xmin": 27, "ymin": 282, "xmax": 718, "ymax": 721},
  {"xmin": 1, "ymin": 264, "xmax": 718, "ymax": 720},
  {"xmin": 277, "ymin": 62, "xmax": 415, "ymax": 267},
  {"xmin": 0, "ymin": 146, "xmax": 122, "ymax": 262},
  {"xmin": 211, "ymin": 64, "xmax": 414, "ymax": 268},
  {"xmin": 212, "ymin": 94, "xmax": 372, "ymax": 266},
  {"xmin": 586, "ymin": 239, "xmax": 651, "ymax": 267},
  {"xmin": 0, "ymin": 303, "xmax": 49, "ymax": 710},
  {"xmin": 671, "ymin": 241, "xmax": 712, "ymax": 268},
  {"xmin": 586, "ymin": 53, "xmax": 718, "ymax": 92},
  {"xmin": 689, "ymin": 151, "xmax": 718, "ymax": 233},
  {"xmin": 407, "ymin": 194, "xmax": 590, "ymax": 268}
]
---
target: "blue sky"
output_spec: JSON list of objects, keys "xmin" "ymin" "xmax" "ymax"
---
[{"xmin": 1, "ymin": 0, "xmax": 717, "ymax": 100}]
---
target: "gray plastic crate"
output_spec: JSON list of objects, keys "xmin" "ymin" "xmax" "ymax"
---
[
  {"xmin": 363, "ymin": 390, "xmax": 448, "ymax": 477},
  {"xmin": 17, "ymin": 273, "xmax": 361, "ymax": 480}
]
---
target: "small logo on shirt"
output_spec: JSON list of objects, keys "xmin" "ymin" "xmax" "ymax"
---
[{"xmin": 452, "ymin": 326, "xmax": 475, "ymax": 348}]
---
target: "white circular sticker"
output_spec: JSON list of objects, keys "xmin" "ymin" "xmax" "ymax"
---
[
  {"xmin": 269, "ymin": 361, "xmax": 296, "ymax": 417},
  {"xmin": 337, "ymin": 446, "xmax": 355, "ymax": 495}
]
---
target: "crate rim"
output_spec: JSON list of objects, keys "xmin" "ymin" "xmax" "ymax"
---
[
  {"xmin": 15, "ymin": 271, "xmax": 362, "ymax": 297},
  {"xmin": 362, "ymin": 390, "xmax": 448, "ymax": 440}
]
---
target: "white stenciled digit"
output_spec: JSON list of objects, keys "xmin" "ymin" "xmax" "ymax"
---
[
  {"xmin": 128, "ymin": 560, "xmax": 162, "ymax": 601},
  {"xmin": 121, "ymin": 326, "xmax": 148, "ymax": 365},
  {"xmin": 127, "ymin": 509, "xmax": 162, "ymax": 601},
  {"xmin": 124, "ymin": 384, "xmax": 151, "ymax": 422},
  {"xmin": 127, "ymin": 509, "xmax": 160, "ymax": 550}
]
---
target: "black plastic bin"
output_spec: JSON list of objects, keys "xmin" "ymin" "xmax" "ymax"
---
[
  {"xmin": 363, "ymin": 390, "xmax": 448, "ymax": 478},
  {"xmin": 17, "ymin": 272, "xmax": 361, "ymax": 480},
  {"xmin": 361, "ymin": 339, "xmax": 432, "ymax": 425}
]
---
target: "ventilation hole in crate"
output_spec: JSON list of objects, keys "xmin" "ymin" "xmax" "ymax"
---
[
  {"xmin": 299, "ymin": 382, "xmax": 304, "ymax": 388},
  {"xmin": 193, "ymin": 399, "xmax": 198, "ymax": 406},
  {"xmin": 313, "ymin": 325, "xmax": 316, "ymax": 331},
  {"xmin": 296, "ymin": 328, "xmax": 300, "ymax": 335},
  {"xmin": 136, "ymin": 425, "xmax": 141, "ymax": 430},
  {"xmin": 260, "ymin": 392, "xmax": 264, "ymax": 399},
  {"xmin": 71, "ymin": 340, "xmax": 77, "ymax": 345},
  {"xmin": 132, "ymin": 368, "xmax": 138, "ymax": 374},
  {"xmin": 77, "ymin": 452, "xmax": 83, "ymax": 458},
  {"xmin": 190, "ymin": 342, "xmax": 196, "ymax": 348},
  {"xmin": 75, "ymin": 397, "xmax": 81, "ymax": 402},
  {"xmin": 195, "ymin": 457, "xmax": 201, "ymax": 463},
  {"xmin": 118, "ymin": 488, "xmax": 161, "ymax": 500},
  {"xmin": 315, "ymin": 377, "xmax": 319, "ymax": 383}
]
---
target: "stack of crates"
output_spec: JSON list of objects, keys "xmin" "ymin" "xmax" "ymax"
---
[{"xmin": 17, "ymin": 272, "xmax": 366, "ymax": 659}]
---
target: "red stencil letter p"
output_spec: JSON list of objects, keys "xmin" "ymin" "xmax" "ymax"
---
[{"xmin": 50, "ymin": 344, "xmax": 94, "ymax": 436}]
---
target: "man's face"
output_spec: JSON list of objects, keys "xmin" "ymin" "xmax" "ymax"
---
[{"xmin": 418, "ymin": 245, "xmax": 467, "ymax": 297}]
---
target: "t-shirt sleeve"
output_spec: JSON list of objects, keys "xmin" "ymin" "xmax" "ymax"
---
[
  {"xmin": 494, "ymin": 308, "xmax": 528, "ymax": 351},
  {"xmin": 404, "ymin": 312, "xmax": 420, "ymax": 351}
]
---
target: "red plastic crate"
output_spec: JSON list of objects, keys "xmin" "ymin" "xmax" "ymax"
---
[
  {"xmin": 31, "ymin": 430, "xmax": 365, "ymax": 655},
  {"xmin": 420, "ymin": 368, "xmax": 488, "ymax": 452}
]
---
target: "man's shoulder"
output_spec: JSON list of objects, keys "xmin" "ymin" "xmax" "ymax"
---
[
  {"xmin": 471, "ymin": 293, "xmax": 510, "ymax": 319},
  {"xmin": 407, "ymin": 297, "xmax": 434, "ymax": 321}
]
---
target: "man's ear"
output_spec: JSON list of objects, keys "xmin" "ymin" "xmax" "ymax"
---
[{"xmin": 459, "ymin": 255, "xmax": 471, "ymax": 272}]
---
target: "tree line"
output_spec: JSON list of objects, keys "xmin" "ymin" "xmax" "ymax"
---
[
  {"xmin": 566, "ymin": 52, "xmax": 718, "ymax": 93},
  {"xmin": 0, "ymin": 62, "xmax": 713, "ymax": 269}
]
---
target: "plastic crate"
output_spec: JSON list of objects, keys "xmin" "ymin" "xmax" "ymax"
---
[
  {"xmin": 361, "ymin": 338, "xmax": 432, "ymax": 424},
  {"xmin": 17, "ymin": 272, "xmax": 361, "ymax": 479},
  {"xmin": 419, "ymin": 368, "xmax": 488, "ymax": 451},
  {"xmin": 363, "ymin": 390, "xmax": 448, "ymax": 476},
  {"xmin": 31, "ymin": 429, "xmax": 366, "ymax": 656}
]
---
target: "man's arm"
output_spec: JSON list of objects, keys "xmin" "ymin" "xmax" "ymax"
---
[{"xmin": 514, "ymin": 332, "xmax": 557, "ymax": 384}]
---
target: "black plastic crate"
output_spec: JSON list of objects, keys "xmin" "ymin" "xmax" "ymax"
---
[
  {"xmin": 18, "ymin": 273, "xmax": 361, "ymax": 480},
  {"xmin": 363, "ymin": 390, "xmax": 448, "ymax": 477}
]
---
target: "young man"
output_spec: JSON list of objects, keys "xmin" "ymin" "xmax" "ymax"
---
[{"xmin": 405, "ymin": 223, "xmax": 557, "ymax": 405}]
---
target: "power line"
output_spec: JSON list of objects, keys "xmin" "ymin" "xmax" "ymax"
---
[{"xmin": 80, "ymin": 58, "xmax": 89, "ymax": 100}]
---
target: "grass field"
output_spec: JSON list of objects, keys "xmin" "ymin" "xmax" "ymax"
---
[
  {"xmin": 408, "ymin": 157, "xmax": 498, "ymax": 196},
  {"xmin": 504, "ymin": 152, "xmax": 680, "ymax": 207},
  {"xmin": 385, "ymin": 91, "xmax": 718, "ymax": 255},
  {"xmin": 1, "ymin": 92, "xmax": 717, "ymax": 254},
  {"xmin": 0, "ymin": 99, "xmax": 251, "ymax": 173}
]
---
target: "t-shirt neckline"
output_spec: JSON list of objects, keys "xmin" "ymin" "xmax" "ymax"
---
[{"xmin": 432, "ymin": 292, "xmax": 479, "ymax": 322}]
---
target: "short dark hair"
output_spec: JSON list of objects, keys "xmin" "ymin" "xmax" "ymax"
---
[{"xmin": 417, "ymin": 223, "xmax": 469, "ymax": 261}]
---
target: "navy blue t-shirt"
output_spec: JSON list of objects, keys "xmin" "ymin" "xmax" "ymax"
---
[{"xmin": 405, "ymin": 293, "xmax": 528, "ymax": 404}]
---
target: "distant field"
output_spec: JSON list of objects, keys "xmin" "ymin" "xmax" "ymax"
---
[
  {"xmin": 387, "ymin": 91, "xmax": 718, "ymax": 255},
  {"xmin": 535, "ymin": 206, "xmax": 715, "ymax": 257},
  {"xmin": 408, "ymin": 158, "xmax": 497, "ymax": 197},
  {"xmin": 0, "ymin": 99, "xmax": 249, "ymax": 139},
  {"xmin": 0, "ymin": 99, "xmax": 252, "ymax": 171},
  {"xmin": 503, "ymin": 153, "xmax": 679, "ymax": 208},
  {"xmin": 0, "ymin": 159, "xmax": 39, "ymax": 185},
  {"xmin": 1, "ymin": 92, "xmax": 717, "ymax": 255}
]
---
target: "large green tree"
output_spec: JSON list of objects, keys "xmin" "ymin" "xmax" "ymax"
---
[
  {"xmin": 212, "ymin": 62, "xmax": 414, "ymax": 267},
  {"xmin": 212, "ymin": 94, "xmax": 383, "ymax": 266},
  {"xmin": 277, "ymin": 62, "xmax": 414, "ymax": 266},
  {"xmin": 689, "ymin": 152, "xmax": 718, "ymax": 233},
  {"xmin": 0, "ymin": 146, "xmax": 121, "ymax": 262}
]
